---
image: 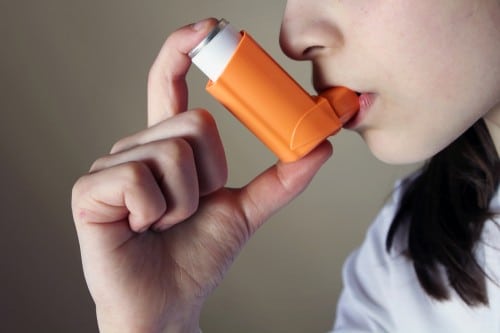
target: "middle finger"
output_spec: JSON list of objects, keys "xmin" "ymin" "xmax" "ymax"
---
[{"xmin": 99, "ymin": 109, "xmax": 228, "ymax": 196}]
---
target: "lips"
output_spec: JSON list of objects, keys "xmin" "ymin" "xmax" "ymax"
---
[
  {"xmin": 343, "ymin": 92, "xmax": 376, "ymax": 129},
  {"xmin": 359, "ymin": 92, "xmax": 375, "ymax": 111}
]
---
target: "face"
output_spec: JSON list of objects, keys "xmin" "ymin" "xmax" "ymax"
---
[{"xmin": 280, "ymin": 0, "xmax": 500, "ymax": 164}]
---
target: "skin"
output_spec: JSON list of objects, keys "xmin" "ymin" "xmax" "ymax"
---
[{"xmin": 71, "ymin": 1, "xmax": 500, "ymax": 332}]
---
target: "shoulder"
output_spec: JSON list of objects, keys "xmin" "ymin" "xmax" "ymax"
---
[
  {"xmin": 333, "ymin": 181, "xmax": 500, "ymax": 333},
  {"xmin": 333, "ymin": 177, "xmax": 416, "ymax": 331},
  {"xmin": 353, "ymin": 175, "xmax": 413, "ymax": 261}
]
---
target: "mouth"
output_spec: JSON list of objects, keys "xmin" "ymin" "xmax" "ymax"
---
[{"xmin": 345, "ymin": 92, "xmax": 377, "ymax": 129}]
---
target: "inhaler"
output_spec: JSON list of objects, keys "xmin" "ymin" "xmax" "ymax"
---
[{"xmin": 190, "ymin": 19, "xmax": 359, "ymax": 162}]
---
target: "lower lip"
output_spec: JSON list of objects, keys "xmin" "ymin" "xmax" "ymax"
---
[{"xmin": 344, "ymin": 92, "xmax": 376, "ymax": 129}]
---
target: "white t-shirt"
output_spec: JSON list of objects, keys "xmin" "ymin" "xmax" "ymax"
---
[{"xmin": 332, "ymin": 181, "xmax": 500, "ymax": 333}]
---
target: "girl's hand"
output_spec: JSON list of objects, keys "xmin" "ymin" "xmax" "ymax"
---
[{"xmin": 71, "ymin": 18, "xmax": 332, "ymax": 333}]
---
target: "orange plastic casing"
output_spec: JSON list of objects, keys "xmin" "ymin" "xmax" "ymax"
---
[{"xmin": 205, "ymin": 31, "xmax": 359, "ymax": 162}]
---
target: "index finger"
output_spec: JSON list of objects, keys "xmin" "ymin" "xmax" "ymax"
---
[{"xmin": 147, "ymin": 18, "xmax": 218, "ymax": 127}]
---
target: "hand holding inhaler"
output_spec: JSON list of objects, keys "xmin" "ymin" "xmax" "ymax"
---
[
  {"xmin": 71, "ymin": 19, "xmax": 340, "ymax": 333},
  {"xmin": 71, "ymin": 9, "xmax": 500, "ymax": 331},
  {"xmin": 190, "ymin": 19, "xmax": 359, "ymax": 162}
]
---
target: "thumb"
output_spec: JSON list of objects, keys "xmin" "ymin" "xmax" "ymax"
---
[{"xmin": 237, "ymin": 141, "xmax": 333, "ymax": 233}]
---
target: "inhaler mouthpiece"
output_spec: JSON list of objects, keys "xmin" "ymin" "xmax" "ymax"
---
[{"xmin": 190, "ymin": 19, "xmax": 359, "ymax": 162}]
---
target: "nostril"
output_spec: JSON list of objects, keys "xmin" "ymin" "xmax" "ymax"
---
[{"xmin": 302, "ymin": 45, "xmax": 325, "ymax": 58}]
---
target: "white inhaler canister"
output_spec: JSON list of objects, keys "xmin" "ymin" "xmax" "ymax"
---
[
  {"xmin": 189, "ymin": 19, "xmax": 359, "ymax": 162},
  {"xmin": 190, "ymin": 20, "xmax": 242, "ymax": 81}
]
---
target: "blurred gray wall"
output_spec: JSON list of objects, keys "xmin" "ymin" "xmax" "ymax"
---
[{"xmin": 0, "ymin": 1, "xmax": 417, "ymax": 332}]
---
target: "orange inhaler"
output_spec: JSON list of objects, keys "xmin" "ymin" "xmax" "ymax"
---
[{"xmin": 190, "ymin": 19, "xmax": 359, "ymax": 162}]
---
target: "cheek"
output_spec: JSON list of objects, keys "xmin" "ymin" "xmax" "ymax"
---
[
  {"xmin": 355, "ymin": 1, "xmax": 488, "ymax": 95},
  {"xmin": 344, "ymin": 0, "xmax": 500, "ymax": 164}
]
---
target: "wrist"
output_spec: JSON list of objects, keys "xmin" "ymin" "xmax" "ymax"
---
[
  {"xmin": 96, "ymin": 303, "xmax": 202, "ymax": 333},
  {"xmin": 159, "ymin": 305, "xmax": 202, "ymax": 333}
]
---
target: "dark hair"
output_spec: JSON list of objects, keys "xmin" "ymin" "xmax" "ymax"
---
[{"xmin": 386, "ymin": 118, "xmax": 500, "ymax": 306}]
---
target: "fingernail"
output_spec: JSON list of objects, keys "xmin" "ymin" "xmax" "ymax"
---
[
  {"xmin": 153, "ymin": 223, "xmax": 171, "ymax": 233},
  {"xmin": 137, "ymin": 226, "xmax": 150, "ymax": 234},
  {"xmin": 192, "ymin": 18, "xmax": 217, "ymax": 31},
  {"xmin": 192, "ymin": 18, "xmax": 212, "ymax": 32}
]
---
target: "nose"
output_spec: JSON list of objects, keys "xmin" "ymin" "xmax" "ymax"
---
[{"xmin": 279, "ymin": 1, "xmax": 343, "ymax": 61}]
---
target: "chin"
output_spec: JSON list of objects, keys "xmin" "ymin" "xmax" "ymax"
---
[
  {"xmin": 372, "ymin": 151, "xmax": 427, "ymax": 165},
  {"xmin": 362, "ymin": 133, "xmax": 438, "ymax": 166}
]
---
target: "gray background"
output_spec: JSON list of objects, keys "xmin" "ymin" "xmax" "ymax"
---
[{"xmin": 1, "ymin": 1, "xmax": 418, "ymax": 332}]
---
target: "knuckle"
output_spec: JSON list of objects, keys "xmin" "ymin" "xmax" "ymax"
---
[
  {"xmin": 71, "ymin": 175, "xmax": 88, "ymax": 201},
  {"xmin": 147, "ymin": 63, "xmax": 160, "ymax": 89},
  {"xmin": 120, "ymin": 161, "xmax": 151, "ymax": 186},
  {"xmin": 70, "ymin": 175, "xmax": 94, "ymax": 223},
  {"xmin": 155, "ymin": 138, "xmax": 194, "ymax": 164},
  {"xmin": 185, "ymin": 109, "xmax": 217, "ymax": 135}
]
